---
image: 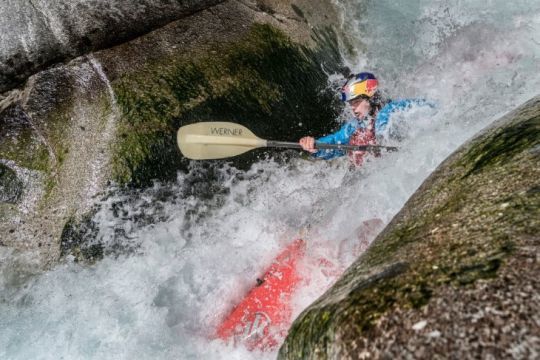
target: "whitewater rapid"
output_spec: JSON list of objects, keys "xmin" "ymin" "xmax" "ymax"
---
[{"xmin": 1, "ymin": 1, "xmax": 540, "ymax": 359}]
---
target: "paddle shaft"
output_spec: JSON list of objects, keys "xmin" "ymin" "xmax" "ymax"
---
[{"xmin": 266, "ymin": 141, "xmax": 398, "ymax": 152}]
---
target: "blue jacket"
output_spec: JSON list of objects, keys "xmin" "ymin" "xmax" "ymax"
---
[{"xmin": 313, "ymin": 99, "xmax": 433, "ymax": 159}]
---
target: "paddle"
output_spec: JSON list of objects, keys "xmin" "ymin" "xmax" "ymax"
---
[{"xmin": 177, "ymin": 121, "xmax": 398, "ymax": 160}]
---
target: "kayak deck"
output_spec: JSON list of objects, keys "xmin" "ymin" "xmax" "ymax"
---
[{"xmin": 216, "ymin": 239, "xmax": 306, "ymax": 351}]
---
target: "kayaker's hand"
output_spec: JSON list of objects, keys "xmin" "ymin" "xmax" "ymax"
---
[{"xmin": 299, "ymin": 136, "xmax": 317, "ymax": 153}]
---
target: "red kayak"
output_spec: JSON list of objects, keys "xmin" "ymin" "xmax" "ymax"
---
[
  {"xmin": 215, "ymin": 219, "xmax": 382, "ymax": 351},
  {"xmin": 216, "ymin": 239, "xmax": 307, "ymax": 351}
]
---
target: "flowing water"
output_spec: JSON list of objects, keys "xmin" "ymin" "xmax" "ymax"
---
[{"xmin": 1, "ymin": 1, "xmax": 540, "ymax": 359}]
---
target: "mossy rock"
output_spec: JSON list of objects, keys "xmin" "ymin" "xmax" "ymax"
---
[
  {"xmin": 0, "ymin": 70, "xmax": 77, "ymax": 202},
  {"xmin": 0, "ymin": 163, "xmax": 23, "ymax": 204},
  {"xmin": 59, "ymin": 215, "xmax": 103, "ymax": 264},
  {"xmin": 0, "ymin": 104, "xmax": 51, "ymax": 173},
  {"xmin": 279, "ymin": 96, "xmax": 540, "ymax": 359},
  {"xmin": 112, "ymin": 23, "xmax": 343, "ymax": 186}
]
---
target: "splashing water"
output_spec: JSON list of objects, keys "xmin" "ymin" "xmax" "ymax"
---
[{"xmin": 1, "ymin": 1, "xmax": 540, "ymax": 359}]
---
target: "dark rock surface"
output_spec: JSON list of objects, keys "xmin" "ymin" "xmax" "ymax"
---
[
  {"xmin": 0, "ymin": 0, "xmax": 225, "ymax": 93},
  {"xmin": 0, "ymin": 163, "xmax": 22, "ymax": 203},
  {"xmin": 279, "ymin": 96, "xmax": 540, "ymax": 359}
]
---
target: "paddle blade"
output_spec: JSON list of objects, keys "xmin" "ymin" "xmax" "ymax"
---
[{"xmin": 177, "ymin": 122, "xmax": 267, "ymax": 160}]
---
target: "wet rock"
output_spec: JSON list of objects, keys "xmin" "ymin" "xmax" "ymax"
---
[
  {"xmin": 0, "ymin": 58, "xmax": 118, "ymax": 266},
  {"xmin": 0, "ymin": 163, "xmax": 22, "ymax": 203},
  {"xmin": 59, "ymin": 214, "xmax": 103, "ymax": 264},
  {"xmin": 279, "ymin": 96, "xmax": 540, "ymax": 359},
  {"xmin": 0, "ymin": 0, "xmax": 346, "ymax": 266},
  {"xmin": 109, "ymin": 20, "xmax": 343, "ymax": 186},
  {"xmin": 0, "ymin": 0, "xmax": 225, "ymax": 93}
]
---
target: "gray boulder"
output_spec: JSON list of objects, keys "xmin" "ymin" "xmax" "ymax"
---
[{"xmin": 0, "ymin": 0, "xmax": 225, "ymax": 93}]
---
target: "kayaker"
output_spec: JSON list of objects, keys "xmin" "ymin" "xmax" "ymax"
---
[{"xmin": 299, "ymin": 72, "xmax": 432, "ymax": 165}]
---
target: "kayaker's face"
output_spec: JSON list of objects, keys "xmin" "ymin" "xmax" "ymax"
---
[{"xmin": 349, "ymin": 98, "xmax": 371, "ymax": 119}]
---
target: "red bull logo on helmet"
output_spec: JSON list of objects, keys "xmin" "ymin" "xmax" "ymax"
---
[{"xmin": 341, "ymin": 72, "xmax": 378, "ymax": 102}]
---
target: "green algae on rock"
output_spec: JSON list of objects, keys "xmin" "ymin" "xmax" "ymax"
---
[
  {"xmin": 279, "ymin": 96, "xmax": 540, "ymax": 359},
  {"xmin": 0, "ymin": 163, "xmax": 23, "ymax": 204},
  {"xmin": 112, "ymin": 23, "xmax": 342, "ymax": 186},
  {"xmin": 0, "ymin": 104, "xmax": 51, "ymax": 174},
  {"xmin": 0, "ymin": 61, "xmax": 120, "ymax": 266}
]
